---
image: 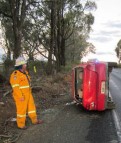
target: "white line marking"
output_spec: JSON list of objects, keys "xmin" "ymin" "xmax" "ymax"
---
[
  {"xmin": 110, "ymin": 92, "xmax": 121, "ymax": 142},
  {"xmin": 112, "ymin": 110, "xmax": 121, "ymax": 142}
]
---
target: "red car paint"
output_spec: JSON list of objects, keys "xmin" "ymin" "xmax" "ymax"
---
[{"xmin": 72, "ymin": 61, "xmax": 109, "ymax": 111}]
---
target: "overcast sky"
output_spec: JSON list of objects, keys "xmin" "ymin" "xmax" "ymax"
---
[
  {"xmin": 83, "ymin": 0, "xmax": 121, "ymax": 62},
  {"xmin": 0, "ymin": 0, "xmax": 121, "ymax": 62}
]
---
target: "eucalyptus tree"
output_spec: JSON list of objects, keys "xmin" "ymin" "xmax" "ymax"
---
[
  {"xmin": 65, "ymin": 31, "xmax": 96, "ymax": 64},
  {"xmin": 115, "ymin": 39, "xmax": 121, "ymax": 63},
  {"xmin": 48, "ymin": 0, "xmax": 96, "ymax": 71},
  {"xmin": 1, "ymin": 18, "xmax": 14, "ymax": 60},
  {"xmin": 0, "ymin": 0, "xmax": 39, "ymax": 59},
  {"xmin": 0, "ymin": 0, "xmax": 97, "ymax": 74}
]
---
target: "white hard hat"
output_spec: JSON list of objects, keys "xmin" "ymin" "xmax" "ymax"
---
[{"xmin": 15, "ymin": 57, "xmax": 27, "ymax": 66}]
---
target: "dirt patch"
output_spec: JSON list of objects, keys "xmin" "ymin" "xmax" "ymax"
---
[{"xmin": 0, "ymin": 72, "xmax": 71, "ymax": 143}]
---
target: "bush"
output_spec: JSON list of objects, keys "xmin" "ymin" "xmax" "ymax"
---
[
  {"xmin": 2, "ymin": 59, "xmax": 14, "ymax": 79},
  {"xmin": 60, "ymin": 61, "xmax": 80, "ymax": 73},
  {"xmin": 117, "ymin": 64, "xmax": 121, "ymax": 68},
  {"xmin": 27, "ymin": 60, "xmax": 48, "ymax": 77}
]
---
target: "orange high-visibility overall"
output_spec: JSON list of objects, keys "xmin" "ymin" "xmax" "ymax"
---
[{"xmin": 10, "ymin": 70, "xmax": 37, "ymax": 128}]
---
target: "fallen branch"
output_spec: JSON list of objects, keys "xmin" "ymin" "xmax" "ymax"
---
[
  {"xmin": 11, "ymin": 132, "xmax": 22, "ymax": 143},
  {"xmin": 3, "ymin": 117, "xmax": 13, "ymax": 133},
  {"xmin": 0, "ymin": 134, "xmax": 12, "ymax": 138},
  {"xmin": 3, "ymin": 90, "xmax": 12, "ymax": 97}
]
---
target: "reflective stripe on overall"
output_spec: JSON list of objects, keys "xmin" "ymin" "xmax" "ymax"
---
[{"xmin": 10, "ymin": 70, "xmax": 37, "ymax": 128}]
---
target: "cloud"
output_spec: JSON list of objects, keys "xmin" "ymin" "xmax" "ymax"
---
[
  {"xmin": 91, "ymin": 20, "xmax": 121, "ymax": 36},
  {"xmin": 86, "ymin": 0, "xmax": 121, "ymax": 61},
  {"xmin": 102, "ymin": 20, "xmax": 121, "ymax": 29},
  {"xmin": 99, "ymin": 30, "xmax": 120, "ymax": 36},
  {"xmin": 82, "ymin": 52, "xmax": 118, "ymax": 63},
  {"xmin": 89, "ymin": 20, "xmax": 121, "ymax": 46},
  {"xmin": 89, "ymin": 35, "xmax": 111, "ymax": 43},
  {"xmin": 107, "ymin": 22, "xmax": 121, "ymax": 29},
  {"xmin": 96, "ymin": 51, "xmax": 115, "ymax": 55}
]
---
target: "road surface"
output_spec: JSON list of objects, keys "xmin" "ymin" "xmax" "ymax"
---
[
  {"xmin": 110, "ymin": 68, "xmax": 121, "ymax": 142},
  {"xmin": 17, "ymin": 91, "xmax": 118, "ymax": 143}
]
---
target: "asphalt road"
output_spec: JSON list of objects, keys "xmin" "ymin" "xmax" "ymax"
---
[
  {"xmin": 110, "ymin": 69, "xmax": 121, "ymax": 119},
  {"xmin": 16, "ymin": 69, "xmax": 121, "ymax": 143},
  {"xmin": 110, "ymin": 68, "xmax": 121, "ymax": 142},
  {"xmin": 17, "ymin": 96, "xmax": 118, "ymax": 143}
]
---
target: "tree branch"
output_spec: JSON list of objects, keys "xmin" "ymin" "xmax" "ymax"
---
[
  {"xmin": 26, "ymin": 1, "xmax": 40, "ymax": 9},
  {"xmin": 0, "ymin": 10, "xmax": 12, "ymax": 18},
  {"xmin": 35, "ymin": 47, "xmax": 49, "ymax": 60}
]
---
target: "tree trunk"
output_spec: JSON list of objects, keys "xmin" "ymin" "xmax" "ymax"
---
[
  {"xmin": 9, "ymin": 0, "xmax": 26, "ymax": 59},
  {"xmin": 60, "ymin": 2, "xmax": 65, "ymax": 66},
  {"xmin": 56, "ymin": 1, "xmax": 61, "ymax": 72},
  {"xmin": 47, "ymin": 0, "xmax": 55, "ymax": 74},
  {"xmin": 13, "ymin": 27, "xmax": 22, "ymax": 59},
  {"xmin": 60, "ymin": 38, "xmax": 65, "ymax": 66}
]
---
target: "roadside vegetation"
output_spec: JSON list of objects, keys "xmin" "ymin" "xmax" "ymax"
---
[{"xmin": 0, "ymin": 0, "xmax": 97, "ymax": 142}]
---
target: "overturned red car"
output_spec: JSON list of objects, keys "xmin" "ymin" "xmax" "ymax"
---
[{"xmin": 72, "ymin": 60, "xmax": 117, "ymax": 111}]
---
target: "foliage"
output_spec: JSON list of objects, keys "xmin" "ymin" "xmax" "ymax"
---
[
  {"xmin": 27, "ymin": 60, "xmax": 48, "ymax": 76},
  {"xmin": 0, "ymin": 0, "xmax": 97, "ymax": 74},
  {"xmin": 115, "ymin": 39, "xmax": 121, "ymax": 63},
  {"xmin": 2, "ymin": 57, "xmax": 14, "ymax": 78}
]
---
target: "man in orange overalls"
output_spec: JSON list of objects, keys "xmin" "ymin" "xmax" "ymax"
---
[{"xmin": 10, "ymin": 57, "xmax": 43, "ymax": 129}]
